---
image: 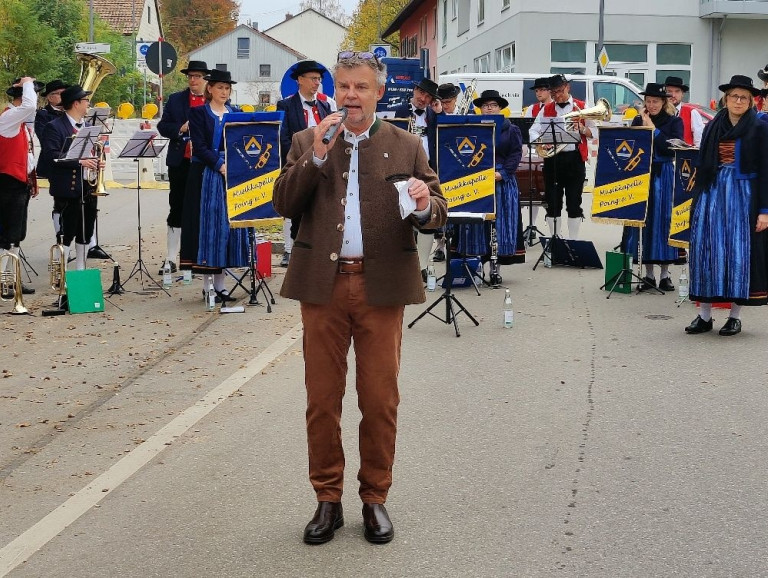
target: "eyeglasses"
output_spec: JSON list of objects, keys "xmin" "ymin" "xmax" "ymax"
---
[
  {"xmin": 301, "ymin": 75, "xmax": 323, "ymax": 82},
  {"xmin": 480, "ymin": 102, "xmax": 501, "ymax": 109},
  {"xmin": 187, "ymin": 73, "xmax": 205, "ymax": 79},
  {"xmin": 337, "ymin": 51, "xmax": 380, "ymax": 63},
  {"xmin": 727, "ymin": 93, "xmax": 750, "ymax": 103}
]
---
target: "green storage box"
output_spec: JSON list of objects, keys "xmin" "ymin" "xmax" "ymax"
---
[
  {"xmin": 65, "ymin": 269, "xmax": 104, "ymax": 313},
  {"xmin": 604, "ymin": 251, "xmax": 632, "ymax": 294}
]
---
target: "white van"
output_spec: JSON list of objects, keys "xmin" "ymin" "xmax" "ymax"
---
[{"xmin": 439, "ymin": 73, "xmax": 645, "ymax": 190}]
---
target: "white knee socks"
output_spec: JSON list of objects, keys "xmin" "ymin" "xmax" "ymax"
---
[
  {"xmin": 75, "ymin": 243, "xmax": 88, "ymax": 271},
  {"xmin": 166, "ymin": 226, "xmax": 181, "ymax": 266}
]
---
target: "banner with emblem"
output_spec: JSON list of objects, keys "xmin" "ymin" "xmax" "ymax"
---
[
  {"xmin": 591, "ymin": 126, "xmax": 653, "ymax": 226},
  {"xmin": 436, "ymin": 115, "xmax": 500, "ymax": 216},
  {"xmin": 223, "ymin": 111, "xmax": 283, "ymax": 228},
  {"xmin": 668, "ymin": 148, "xmax": 698, "ymax": 248}
]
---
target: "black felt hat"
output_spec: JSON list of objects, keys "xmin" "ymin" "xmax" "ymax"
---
[
  {"xmin": 530, "ymin": 77, "xmax": 551, "ymax": 90},
  {"xmin": 6, "ymin": 78, "xmax": 44, "ymax": 98},
  {"xmin": 204, "ymin": 69, "xmax": 237, "ymax": 85},
  {"xmin": 41, "ymin": 79, "xmax": 68, "ymax": 96},
  {"xmin": 412, "ymin": 78, "xmax": 439, "ymax": 99},
  {"xmin": 548, "ymin": 74, "xmax": 568, "ymax": 89},
  {"xmin": 437, "ymin": 83, "xmax": 461, "ymax": 100},
  {"xmin": 663, "ymin": 76, "xmax": 689, "ymax": 92},
  {"xmin": 180, "ymin": 61, "xmax": 210, "ymax": 75},
  {"xmin": 290, "ymin": 60, "xmax": 325, "ymax": 80},
  {"xmin": 758, "ymin": 65, "xmax": 768, "ymax": 83},
  {"xmin": 718, "ymin": 74, "xmax": 760, "ymax": 96},
  {"xmin": 639, "ymin": 83, "xmax": 670, "ymax": 98},
  {"xmin": 472, "ymin": 89, "xmax": 509, "ymax": 110},
  {"xmin": 60, "ymin": 84, "xmax": 92, "ymax": 107}
]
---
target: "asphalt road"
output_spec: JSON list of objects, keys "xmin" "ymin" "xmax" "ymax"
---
[{"xmin": 1, "ymin": 189, "xmax": 768, "ymax": 577}]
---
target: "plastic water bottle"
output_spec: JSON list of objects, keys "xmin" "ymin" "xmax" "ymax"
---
[
  {"xmin": 426, "ymin": 264, "xmax": 437, "ymax": 292},
  {"xmin": 544, "ymin": 247, "xmax": 552, "ymax": 268},
  {"xmin": 678, "ymin": 267, "xmax": 689, "ymax": 299},
  {"xmin": 162, "ymin": 263, "xmax": 172, "ymax": 289},
  {"xmin": 205, "ymin": 276, "xmax": 216, "ymax": 311},
  {"xmin": 503, "ymin": 289, "xmax": 514, "ymax": 328},
  {"xmin": 182, "ymin": 269, "xmax": 192, "ymax": 285}
]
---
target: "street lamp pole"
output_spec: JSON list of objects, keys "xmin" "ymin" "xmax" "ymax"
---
[
  {"xmin": 597, "ymin": 0, "xmax": 605, "ymax": 74},
  {"xmin": 89, "ymin": 0, "xmax": 95, "ymax": 42}
]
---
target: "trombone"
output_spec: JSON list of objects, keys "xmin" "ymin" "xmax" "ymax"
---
[{"xmin": 1, "ymin": 246, "xmax": 29, "ymax": 315}]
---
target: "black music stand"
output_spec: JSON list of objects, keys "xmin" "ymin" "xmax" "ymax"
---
[
  {"xmin": 84, "ymin": 107, "xmax": 115, "ymax": 263},
  {"xmin": 408, "ymin": 214, "xmax": 481, "ymax": 337},
  {"xmin": 226, "ymin": 228, "xmax": 276, "ymax": 312},
  {"xmin": 118, "ymin": 131, "xmax": 169, "ymax": 295},
  {"xmin": 530, "ymin": 119, "xmax": 581, "ymax": 270},
  {"xmin": 509, "ymin": 117, "xmax": 545, "ymax": 247}
]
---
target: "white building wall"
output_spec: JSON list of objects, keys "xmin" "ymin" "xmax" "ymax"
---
[{"xmin": 265, "ymin": 11, "xmax": 346, "ymax": 71}]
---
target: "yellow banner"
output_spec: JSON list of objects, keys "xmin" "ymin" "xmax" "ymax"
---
[
  {"xmin": 592, "ymin": 173, "xmax": 650, "ymax": 213},
  {"xmin": 227, "ymin": 168, "xmax": 280, "ymax": 219},
  {"xmin": 440, "ymin": 168, "xmax": 495, "ymax": 209},
  {"xmin": 669, "ymin": 198, "xmax": 691, "ymax": 237}
]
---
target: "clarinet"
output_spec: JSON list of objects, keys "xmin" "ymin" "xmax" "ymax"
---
[{"xmin": 489, "ymin": 222, "xmax": 502, "ymax": 288}]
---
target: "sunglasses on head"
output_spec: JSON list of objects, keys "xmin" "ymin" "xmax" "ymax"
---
[{"xmin": 337, "ymin": 51, "xmax": 380, "ymax": 63}]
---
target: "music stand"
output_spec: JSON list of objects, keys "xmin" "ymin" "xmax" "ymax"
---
[
  {"xmin": 84, "ymin": 107, "xmax": 115, "ymax": 262},
  {"xmin": 118, "ymin": 130, "xmax": 169, "ymax": 295},
  {"xmin": 509, "ymin": 117, "xmax": 545, "ymax": 247},
  {"xmin": 408, "ymin": 214, "xmax": 481, "ymax": 337},
  {"xmin": 226, "ymin": 228, "xmax": 276, "ymax": 312},
  {"xmin": 530, "ymin": 119, "xmax": 581, "ymax": 270}
]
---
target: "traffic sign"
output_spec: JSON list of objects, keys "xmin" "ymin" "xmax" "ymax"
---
[
  {"xmin": 369, "ymin": 44, "xmax": 391, "ymax": 60},
  {"xmin": 598, "ymin": 47, "xmax": 610, "ymax": 72},
  {"xmin": 136, "ymin": 41, "xmax": 152, "ymax": 71},
  {"xmin": 145, "ymin": 41, "xmax": 178, "ymax": 76},
  {"xmin": 75, "ymin": 42, "xmax": 111, "ymax": 54}
]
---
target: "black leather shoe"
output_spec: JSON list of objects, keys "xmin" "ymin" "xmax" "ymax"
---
[
  {"xmin": 280, "ymin": 252, "xmax": 290, "ymax": 267},
  {"xmin": 685, "ymin": 315, "xmax": 713, "ymax": 334},
  {"xmin": 637, "ymin": 276, "xmax": 657, "ymax": 292},
  {"xmin": 362, "ymin": 503, "xmax": 394, "ymax": 544},
  {"xmin": 303, "ymin": 502, "xmax": 343, "ymax": 545},
  {"xmin": 719, "ymin": 317, "xmax": 742, "ymax": 336},
  {"xmin": 658, "ymin": 277, "xmax": 675, "ymax": 292},
  {"xmin": 87, "ymin": 246, "xmax": 110, "ymax": 260},
  {"xmin": 433, "ymin": 248, "xmax": 446, "ymax": 262},
  {"xmin": 21, "ymin": 284, "xmax": 35, "ymax": 295},
  {"xmin": 421, "ymin": 268, "xmax": 427, "ymax": 283},
  {"xmin": 215, "ymin": 289, "xmax": 236, "ymax": 303},
  {"xmin": 158, "ymin": 261, "xmax": 178, "ymax": 275}
]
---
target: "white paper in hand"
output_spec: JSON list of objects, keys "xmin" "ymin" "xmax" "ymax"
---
[{"xmin": 395, "ymin": 180, "xmax": 417, "ymax": 219}]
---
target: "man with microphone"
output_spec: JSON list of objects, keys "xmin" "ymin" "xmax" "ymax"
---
[{"xmin": 274, "ymin": 51, "xmax": 446, "ymax": 546}]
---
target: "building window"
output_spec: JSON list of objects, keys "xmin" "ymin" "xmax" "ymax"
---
[
  {"xmin": 452, "ymin": 0, "xmax": 457, "ymax": 20},
  {"xmin": 551, "ymin": 41, "xmax": 586, "ymax": 63},
  {"xmin": 502, "ymin": 0, "xmax": 510, "ymax": 9},
  {"xmin": 400, "ymin": 35, "xmax": 418, "ymax": 58},
  {"xmin": 259, "ymin": 64, "xmax": 271, "ymax": 77},
  {"xmin": 216, "ymin": 63, "xmax": 227, "ymax": 71},
  {"xmin": 604, "ymin": 43, "xmax": 647, "ymax": 63},
  {"xmin": 657, "ymin": 69, "xmax": 691, "ymax": 87},
  {"xmin": 473, "ymin": 52, "xmax": 491, "ymax": 73},
  {"xmin": 147, "ymin": 6, "xmax": 151, "ymax": 24},
  {"xmin": 420, "ymin": 15, "xmax": 427, "ymax": 43},
  {"xmin": 657, "ymin": 44, "xmax": 691, "ymax": 65},
  {"xmin": 259, "ymin": 92, "xmax": 271, "ymax": 106},
  {"xmin": 477, "ymin": 0, "xmax": 485, "ymax": 24},
  {"xmin": 442, "ymin": 0, "xmax": 448, "ymax": 46},
  {"xmin": 457, "ymin": 0, "xmax": 470, "ymax": 35},
  {"xmin": 550, "ymin": 66, "xmax": 586, "ymax": 75},
  {"xmin": 237, "ymin": 37, "xmax": 250, "ymax": 59},
  {"xmin": 495, "ymin": 43, "xmax": 514, "ymax": 72}
]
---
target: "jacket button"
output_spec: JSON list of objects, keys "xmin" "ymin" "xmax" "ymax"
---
[
  {"xmin": 329, "ymin": 252, "xmax": 338, "ymax": 261},
  {"xmin": 345, "ymin": 147, "xmax": 352, "ymax": 155},
  {"xmin": 342, "ymin": 171, "xmax": 349, "ymax": 180},
  {"xmin": 336, "ymin": 224, "xmax": 344, "ymax": 232},
  {"xmin": 341, "ymin": 198, "xmax": 347, "ymax": 206}
]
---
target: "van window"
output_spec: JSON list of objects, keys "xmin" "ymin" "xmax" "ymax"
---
[
  {"xmin": 594, "ymin": 81, "xmax": 642, "ymax": 114},
  {"xmin": 521, "ymin": 79, "xmax": 586, "ymax": 109}
]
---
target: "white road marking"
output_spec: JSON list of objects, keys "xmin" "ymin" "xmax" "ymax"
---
[{"xmin": 0, "ymin": 323, "xmax": 303, "ymax": 576}]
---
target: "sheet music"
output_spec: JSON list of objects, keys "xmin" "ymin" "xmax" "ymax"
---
[
  {"xmin": 447, "ymin": 211, "xmax": 487, "ymax": 221},
  {"xmin": 530, "ymin": 118, "xmax": 581, "ymax": 145},
  {"xmin": 63, "ymin": 126, "xmax": 101, "ymax": 161}
]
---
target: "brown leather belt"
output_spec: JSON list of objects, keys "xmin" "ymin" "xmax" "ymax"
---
[{"xmin": 338, "ymin": 257, "xmax": 364, "ymax": 274}]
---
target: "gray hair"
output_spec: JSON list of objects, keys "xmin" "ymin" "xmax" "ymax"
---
[{"xmin": 332, "ymin": 55, "xmax": 387, "ymax": 87}]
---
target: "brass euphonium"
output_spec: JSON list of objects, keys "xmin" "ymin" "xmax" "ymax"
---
[
  {"xmin": 535, "ymin": 98, "xmax": 612, "ymax": 159},
  {"xmin": 49, "ymin": 236, "xmax": 67, "ymax": 292},
  {"xmin": 1, "ymin": 246, "xmax": 29, "ymax": 315},
  {"xmin": 77, "ymin": 53, "xmax": 117, "ymax": 196}
]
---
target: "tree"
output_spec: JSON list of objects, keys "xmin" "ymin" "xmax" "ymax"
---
[
  {"xmin": 343, "ymin": 0, "xmax": 408, "ymax": 52},
  {"xmin": 0, "ymin": 0, "xmax": 59, "ymax": 87},
  {"xmin": 161, "ymin": 0, "xmax": 239, "ymax": 58},
  {"xmin": 300, "ymin": 0, "xmax": 350, "ymax": 26}
]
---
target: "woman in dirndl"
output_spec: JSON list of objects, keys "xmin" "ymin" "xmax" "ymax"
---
[
  {"xmin": 183, "ymin": 68, "xmax": 248, "ymax": 302},
  {"xmin": 685, "ymin": 75, "xmax": 768, "ymax": 336},
  {"xmin": 621, "ymin": 83, "xmax": 684, "ymax": 292},
  {"xmin": 455, "ymin": 90, "xmax": 524, "ymax": 280}
]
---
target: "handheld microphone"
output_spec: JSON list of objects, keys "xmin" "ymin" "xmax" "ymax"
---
[{"xmin": 321, "ymin": 108, "xmax": 348, "ymax": 145}]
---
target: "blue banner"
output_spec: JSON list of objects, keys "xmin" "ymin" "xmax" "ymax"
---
[
  {"xmin": 669, "ymin": 148, "xmax": 698, "ymax": 248},
  {"xmin": 591, "ymin": 126, "xmax": 653, "ymax": 226},
  {"xmin": 436, "ymin": 115, "xmax": 499, "ymax": 215},
  {"xmin": 223, "ymin": 112, "xmax": 283, "ymax": 228}
]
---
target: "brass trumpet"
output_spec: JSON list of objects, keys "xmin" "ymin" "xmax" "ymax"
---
[{"xmin": 0, "ymin": 246, "xmax": 29, "ymax": 315}]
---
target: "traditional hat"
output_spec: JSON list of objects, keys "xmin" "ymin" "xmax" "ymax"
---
[
  {"xmin": 290, "ymin": 60, "xmax": 325, "ymax": 80},
  {"xmin": 530, "ymin": 77, "xmax": 551, "ymax": 90},
  {"xmin": 639, "ymin": 83, "xmax": 670, "ymax": 98},
  {"xmin": 204, "ymin": 69, "xmax": 237, "ymax": 85},
  {"xmin": 41, "ymin": 79, "xmax": 68, "ymax": 96},
  {"xmin": 758, "ymin": 65, "xmax": 768, "ymax": 83},
  {"xmin": 718, "ymin": 74, "xmax": 760, "ymax": 96},
  {"xmin": 548, "ymin": 74, "xmax": 568, "ymax": 89},
  {"xmin": 60, "ymin": 84, "xmax": 92, "ymax": 108},
  {"xmin": 412, "ymin": 78, "xmax": 439, "ymax": 99},
  {"xmin": 663, "ymin": 76, "xmax": 689, "ymax": 92},
  {"xmin": 180, "ymin": 61, "xmax": 210, "ymax": 75},
  {"xmin": 6, "ymin": 78, "xmax": 44, "ymax": 98},
  {"xmin": 472, "ymin": 89, "xmax": 509, "ymax": 110},
  {"xmin": 437, "ymin": 83, "xmax": 461, "ymax": 100}
]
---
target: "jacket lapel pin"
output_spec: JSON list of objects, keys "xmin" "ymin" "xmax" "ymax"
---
[{"xmin": 384, "ymin": 153, "xmax": 389, "ymax": 158}]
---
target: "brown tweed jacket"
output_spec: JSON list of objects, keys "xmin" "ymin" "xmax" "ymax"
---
[{"xmin": 273, "ymin": 118, "xmax": 446, "ymax": 306}]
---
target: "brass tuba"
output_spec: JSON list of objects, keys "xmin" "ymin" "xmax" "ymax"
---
[
  {"xmin": 536, "ymin": 98, "xmax": 612, "ymax": 158},
  {"xmin": 1, "ymin": 246, "xmax": 29, "ymax": 315},
  {"xmin": 454, "ymin": 78, "xmax": 478, "ymax": 115},
  {"xmin": 77, "ymin": 53, "xmax": 117, "ymax": 196}
]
